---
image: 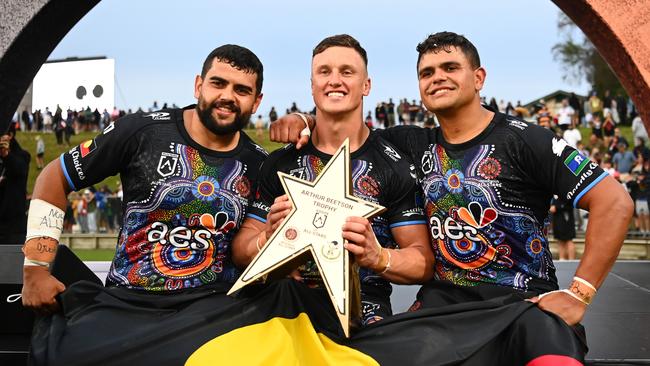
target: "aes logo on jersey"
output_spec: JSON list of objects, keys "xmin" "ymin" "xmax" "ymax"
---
[{"xmin": 157, "ymin": 152, "xmax": 179, "ymax": 177}]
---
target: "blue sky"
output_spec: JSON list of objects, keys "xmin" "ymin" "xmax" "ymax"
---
[{"xmin": 47, "ymin": 0, "xmax": 588, "ymax": 117}]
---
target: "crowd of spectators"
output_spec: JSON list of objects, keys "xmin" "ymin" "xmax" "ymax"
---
[
  {"xmin": 5, "ymin": 92, "xmax": 648, "ymax": 240},
  {"xmin": 61, "ymin": 184, "xmax": 124, "ymax": 234},
  {"xmin": 12, "ymin": 101, "xmax": 178, "ymax": 146}
]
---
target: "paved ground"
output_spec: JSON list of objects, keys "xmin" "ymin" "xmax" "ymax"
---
[{"xmin": 389, "ymin": 261, "xmax": 650, "ymax": 364}]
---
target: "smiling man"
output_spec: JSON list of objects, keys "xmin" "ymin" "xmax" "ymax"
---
[
  {"xmin": 271, "ymin": 32, "xmax": 633, "ymax": 364},
  {"xmin": 233, "ymin": 34, "xmax": 434, "ymax": 326},
  {"xmin": 23, "ymin": 45, "xmax": 270, "ymax": 364}
]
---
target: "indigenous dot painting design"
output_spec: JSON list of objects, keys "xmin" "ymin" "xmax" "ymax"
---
[
  {"xmin": 421, "ymin": 144, "xmax": 551, "ymax": 291},
  {"xmin": 108, "ymin": 143, "xmax": 250, "ymax": 291},
  {"xmin": 193, "ymin": 176, "xmax": 220, "ymax": 201}
]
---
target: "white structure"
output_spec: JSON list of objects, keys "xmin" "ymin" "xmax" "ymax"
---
[{"xmin": 32, "ymin": 57, "xmax": 115, "ymax": 112}]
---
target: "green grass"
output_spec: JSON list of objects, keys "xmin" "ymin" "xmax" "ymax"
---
[
  {"xmin": 72, "ymin": 248, "xmax": 116, "ymax": 261},
  {"xmin": 14, "ymin": 127, "xmax": 284, "ymax": 194}
]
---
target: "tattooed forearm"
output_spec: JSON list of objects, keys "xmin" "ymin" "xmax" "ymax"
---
[{"xmin": 23, "ymin": 236, "xmax": 58, "ymax": 261}]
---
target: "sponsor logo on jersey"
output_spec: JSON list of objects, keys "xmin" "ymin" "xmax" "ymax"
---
[
  {"xmin": 552, "ymin": 138, "xmax": 568, "ymax": 157},
  {"xmin": 145, "ymin": 112, "xmax": 171, "ymax": 120},
  {"xmin": 79, "ymin": 139, "xmax": 96, "ymax": 158},
  {"xmin": 402, "ymin": 207, "xmax": 424, "ymax": 217},
  {"xmin": 566, "ymin": 162, "xmax": 598, "ymax": 200},
  {"xmin": 421, "ymin": 151, "xmax": 434, "ymax": 174},
  {"xmin": 564, "ymin": 150, "xmax": 589, "ymax": 176},
  {"xmin": 157, "ymin": 152, "xmax": 179, "ymax": 177},
  {"xmin": 147, "ymin": 222, "xmax": 212, "ymax": 250},
  {"xmin": 429, "ymin": 203, "xmax": 498, "ymax": 241},
  {"xmin": 383, "ymin": 144, "xmax": 401, "ymax": 161},
  {"xmin": 146, "ymin": 212, "xmax": 236, "ymax": 250},
  {"xmin": 429, "ymin": 216, "xmax": 481, "ymax": 241},
  {"xmin": 69, "ymin": 147, "xmax": 86, "ymax": 181},
  {"xmin": 252, "ymin": 201, "xmax": 270, "ymax": 213},
  {"xmin": 103, "ymin": 122, "xmax": 115, "ymax": 134},
  {"xmin": 252, "ymin": 143, "xmax": 267, "ymax": 155},
  {"xmin": 508, "ymin": 119, "xmax": 528, "ymax": 130}
]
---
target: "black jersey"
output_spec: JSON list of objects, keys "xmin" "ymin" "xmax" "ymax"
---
[
  {"xmin": 247, "ymin": 130, "xmax": 427, "ymax": 298},
  {"xmin": 380, "ymin": 112, "xmax": 607, "ymax": 292},
  {"xmin": 60, "ymin": 108, "xmax": 267, "ymax": 291}
]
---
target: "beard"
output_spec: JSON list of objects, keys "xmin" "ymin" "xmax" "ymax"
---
[{"xmin": 196, "ymin": 97, "xmax": 251, "ymax": 135}]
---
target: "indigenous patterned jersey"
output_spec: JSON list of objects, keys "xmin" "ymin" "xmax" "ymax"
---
[
  {"xmin": 247, "ymin": 130, "xmax": 427, "ymax": 297},
  {"xmin": 380, "ymin": 112, "xmax": 607, "ymax": 292},
  {"xmin": 60, "ymin": 108, "xmax": 267, "ymax": 291}
]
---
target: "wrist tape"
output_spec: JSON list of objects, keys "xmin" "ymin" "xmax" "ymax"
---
[{"xmin": 26, "ymin": 199, "xmax": 64, "ymax": 242}]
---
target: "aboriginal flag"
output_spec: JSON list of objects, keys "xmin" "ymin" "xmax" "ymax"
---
[
  {"xmin": 30, "ymin": 266, "xmax": 585, "ymax": 365},
  {"xmin": 79, "ymin": 139, "xmax": 96, "ymax": 158}
]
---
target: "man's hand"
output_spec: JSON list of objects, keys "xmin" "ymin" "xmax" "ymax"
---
[
  {"xmin": 269, "ymin": 114, "xmax": 313, "ymax": 149},
  {"xmin": 263, "ymin": 195, "xmax": 293, "ymax": 244},
  {"xmin": 341, "ymin": 217, "xmax": 384, "ymax": 270},
  {"xmin": 528, "ymin": 291, "xmax": 587, "ymax": 326},
  {"xmin": 21, "ymin": 266, "xmax": 66, "ymax": 314}
]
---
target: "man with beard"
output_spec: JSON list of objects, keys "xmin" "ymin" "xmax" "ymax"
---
[
  {"xmin": 21, "ymin": 45, "xmax": 269, "ymax": 365},
  {"xmin": 270, "ymin": 32, "xmax": 632, "ymax": 365}
]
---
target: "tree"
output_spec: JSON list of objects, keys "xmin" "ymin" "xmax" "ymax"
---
[{"xmin": 552, "ymin": 12, "xmax": 626, "ymax": 99}]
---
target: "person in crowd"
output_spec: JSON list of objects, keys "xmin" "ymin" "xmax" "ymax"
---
[
  {"xmin": 612, "ymin": 141, "xmax": 637, "ymax": 174},
  {"xmin": 254, "ymin": 114, "xmax": 265, "ymax": 140},
  {"xmin": 602, "ymin": 108, "xmax": 616, "ymax": 148},
  {"xmin": 563, "ymin": 121, "xmax": 582, "ymax": 149},
  {"xmin": 0, "ymin": 124, "xmax": 30, "ymax": 244},
  {"xmin": 550, "ymin": 196, "xmax": 577, "ymax": 260},
  {"xmin": 632, "ymin": 115, "xmax": 648, "ymax": 145},
  {"xmin": 556, "ymin": 98, "xmax": 575, "ymax": 131},
  {"xmin": 35, "ymin": 135, "xmax": 45, "ymax": 169}
]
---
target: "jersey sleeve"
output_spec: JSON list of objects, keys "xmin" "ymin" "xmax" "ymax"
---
[
  {"xmin": 518, "ymin": 123, "xmax": 608, "ymax": 207},
  {"xmin": 377, "ymin": 141, "xmax": 427, "ymax": 228},
  {"xmin": 59, "ymin": 115, "xmax": 140, "ymax": 191},
  {"xmin": 246, "ymin": 151, "xmax": 285, "ymax": 223}
]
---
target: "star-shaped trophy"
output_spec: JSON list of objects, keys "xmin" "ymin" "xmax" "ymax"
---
[{"xmin": 228, "ymin": 139, "xmax": 385, "ymax": 337}]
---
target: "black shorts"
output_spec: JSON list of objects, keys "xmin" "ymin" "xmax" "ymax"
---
[{"xmin": 360, "ymin": 288, "xmax": 392, "ymax": 325}]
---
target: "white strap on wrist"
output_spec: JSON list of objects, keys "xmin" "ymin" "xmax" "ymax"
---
[
  {"xmin": 291, "ymin": 113, "xmax": 311, "ymax": 137},
  {"xmin": 23, "ymin": 257, "xmax": 51, "ymax": 268},
  {"xmin": 26, "ymin": 199, "xmax": 65, "ymax": 242},
  {"xmin": 573, "ymin": 276, "xmax": 597, "ymax": 292}
]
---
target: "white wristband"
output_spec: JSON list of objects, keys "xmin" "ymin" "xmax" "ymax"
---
[
  {"xmin": 26, "ymin": 199, "xmax": 65, "ymax": 242},
  {"xmin": 23, "ymin": 257, "xmax": 51, "ymax": 268},
  {"xmin": 573, "ymin": 276, "xmax": 597, "ymax": 292},
  {"xmin": 291, "ymin": 113, "xmax": 311, "ymax": 137}
]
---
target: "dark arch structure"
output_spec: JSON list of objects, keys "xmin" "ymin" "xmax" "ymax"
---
[{"xmin": 1, "ymin": 0, "xmax": 650, "ymax": 134}]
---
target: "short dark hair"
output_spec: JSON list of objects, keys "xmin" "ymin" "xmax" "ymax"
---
[
  {"xmin": 201, "ymin": 44, "xmax": 264, "ymax": 95},
  {"xmin": 416, "ymin": 32, "xmax": 481, "ymax": 70},
  {"xmin": 313, "ymin": 34, "xmax": 368, "ymax": 67}
]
